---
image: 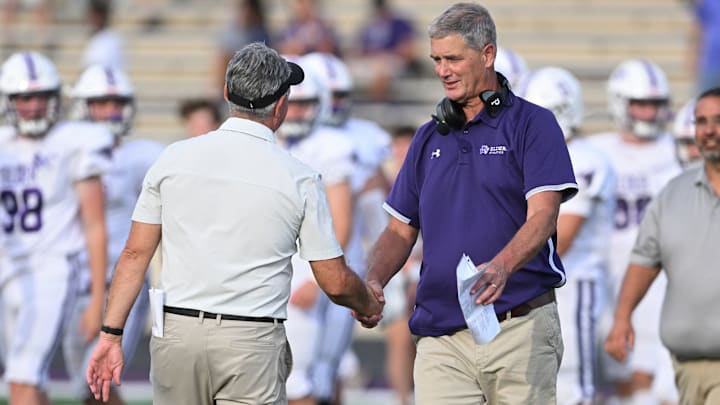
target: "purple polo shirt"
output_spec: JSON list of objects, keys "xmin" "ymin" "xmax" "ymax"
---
[{"xmin": 385, "ymin": 92, "xmax": 578, "ymax": 337}]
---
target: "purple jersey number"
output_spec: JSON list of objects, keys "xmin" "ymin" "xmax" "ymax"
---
[
  {"xmin": 1, "ymin": 188, "xmax": 43, "ymax": 233},
  {"xmin": 614, "ymin": 195, "xmax": 651, "ymax": 230}
]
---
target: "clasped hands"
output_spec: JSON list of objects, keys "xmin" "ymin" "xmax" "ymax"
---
[{"xmin": 352, "ymin": 279, "xmax": 385, "ymax": 328}]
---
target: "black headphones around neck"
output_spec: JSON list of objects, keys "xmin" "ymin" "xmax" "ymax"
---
[{"xmin": 432, "ymin": 71, "xmax": 511, "ymax": 135}]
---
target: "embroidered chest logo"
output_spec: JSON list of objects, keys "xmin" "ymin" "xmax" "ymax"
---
[
  {"xmin": 430, "ymin": 149, "xmax": 441, "ymax": 159},
  {"xmin": 479, "ymin": 145, "xmax": 508, "ymax": 155}
]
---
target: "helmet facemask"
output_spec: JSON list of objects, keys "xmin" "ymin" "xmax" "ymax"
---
[
  {"xmin": 70, "ymin": 65, "xmax": 136, "ymax": 137},
  {"xmin": 300, "ymin": 53, "xmax": 353, "ymax": 127},
  {"xmin": 607, "ymin": 59, "xmax": 672, "ymax": 140},
  {"xmin": 279, "ymin": 97, "xmax": 321, "ymax": 140},
  {"xmin": 6, "ymin": 89, "xmax": 61, "ymax": 137},
  {"xmin": 327, "ymin": 90, "xmax": 352, "ymax": 127},
  {"xmin": 0, "ymin": 52, "xmax": 63, "ymax": 137},
  {"xmin": 620, "ymin": 98, "xmax": 671, "ymax": 139},
  {"xmin": 84, "ymin": 96, "xmax": 136, "ymax": 137}
]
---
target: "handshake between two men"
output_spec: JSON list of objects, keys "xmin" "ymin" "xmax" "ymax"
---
[{"xmin": 309, "ymin": 256, "xmax": 385, "ymax": 327}]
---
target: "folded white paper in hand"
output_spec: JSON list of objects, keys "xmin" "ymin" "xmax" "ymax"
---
[
  {"xmin": 148, "ymin": 287, "xmax": 165, "ymax": 338},
  {"xmin": 456, "ymin": 254, "xmax": 501, "ymax": 344}
]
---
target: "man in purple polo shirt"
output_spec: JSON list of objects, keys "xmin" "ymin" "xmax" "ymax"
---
[{"xmin": 357, "ymin": 3, "xmax": 577, "ymax": 404}]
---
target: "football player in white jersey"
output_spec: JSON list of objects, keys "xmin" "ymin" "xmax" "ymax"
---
[
  {"xmin": 276, "ymin": 56, "xmax": 357, "ymax": 405},
  {"xmin": 301, "ymin": 52, "xmax": 408, "ymax": 405},
  {"xmin": 0, "ymin": 51, "xmax": 113, "ymax": 405},
  {"xmin": 61, "ymin": 64, "xmax": 164, "ymax": 404},
  {"xmin": 588, "ymin": 59, "xmax": 681, "ymax": 405},
  {"xmin": 672, "ymin": 98, "xmax": 703, "ymax": 167},
  {"xmin": 519, "ymin": 66, "xmax": 617, "ymax": 405}
]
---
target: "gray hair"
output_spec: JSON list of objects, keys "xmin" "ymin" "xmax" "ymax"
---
[
  {"xmin": 225, "ymin": 42, "xmax": 291, "ymax": 119},
  {"xmin": 428, "ymin": 3, "xmax": 496, "ymax": 51}
]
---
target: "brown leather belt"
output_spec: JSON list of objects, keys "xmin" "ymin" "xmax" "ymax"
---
[{"xmin": 496, "ymin": 289, "xmax": 555, "ymax": 323}]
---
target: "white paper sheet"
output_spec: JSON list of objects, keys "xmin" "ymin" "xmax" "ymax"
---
[
  {"xmin": 148, "ymin": 287, "xmax": 165, "ymax": 338},
  {"xmin": 456, "ymin": 254, "xmax": 501, "ymax": 344}
]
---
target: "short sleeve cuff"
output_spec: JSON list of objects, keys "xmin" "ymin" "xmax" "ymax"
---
[
  {"xmin": 131, "ymin": 212, "xmax": 161, "ymax": 225},
  {"xmin": 629, "ymin": 252, "xmax": 660, "ymax": 269},
  {"xmin": 299, "ymin": 246, "xmax": 344, "ymax": 262},
  {"xmin": 383, "ymin": 202, "xmax": 411, "ymax": 224},
  {"xmin": 526, "ymin": 183, "xmax": 578, "ymax": 202}
]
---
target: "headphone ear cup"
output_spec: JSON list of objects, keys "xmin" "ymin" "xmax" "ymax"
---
[
  {"xmin": 440, "ymin": 98, "xmax": 466, "ymax": 128},
  {"xmin": 431, "ymin": 97, "xmax": 471, "ymax": 135},
  {"xmin": 433, "ymin": 102, "xmax": 451, "ymax": 135},
  {"xmin": 480, "ymin": 90, "xmax": 504, "ymax": 118}
]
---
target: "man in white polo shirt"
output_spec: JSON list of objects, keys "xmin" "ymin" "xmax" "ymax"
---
[{"xmin": 84, "ymin": 42, "xmax": 384, "ymax": 405}]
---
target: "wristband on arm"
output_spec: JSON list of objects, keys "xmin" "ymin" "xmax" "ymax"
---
[{"xmin": 100, "ymin": 325, "xmax": 124, "ymax": 336}]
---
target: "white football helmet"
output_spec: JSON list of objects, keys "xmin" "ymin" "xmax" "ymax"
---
[
  {"xmin": 494, "ymin": 46, "xmax": 528, "ymax": 90},
  {"xmin": 0, "ymin": 52, "xmax": 61, "ymax": 137},
  {"xmin": 301, "ymin": 52, "xmax": 353, "ymax": 127},
  {"xmin": 70, "ymin": 65, "xmax": 135, "ymax": 137},
  {"xmin": 518, "ymin": 66, "xmax": 583, "ymax": 140},
  {"xmin": 607, "ymin": 59, "xmax": 671, "ymax": 138},
  {"xmin": 278, "ymin": 55, "xmax": 330, "ymax": 140},
  {"xmin": 672, "ymin": 98, "xmax": 700, "ymax": 166}
]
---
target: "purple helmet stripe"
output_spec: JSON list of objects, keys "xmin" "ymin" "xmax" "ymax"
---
[
  {"xmin": 104, "ymin": 66, "xmax": 116, "ymax": 86},
  {"xmin": 23, "ymin": 53, "xmax": 38, "ymax": 81},
  {"xmin": 642, "ymin": 60, "xmax": 658, "ymax": 89},
  {"xmin": 324, "ymin": 57, "xmax": 337, "ymax": 79}
]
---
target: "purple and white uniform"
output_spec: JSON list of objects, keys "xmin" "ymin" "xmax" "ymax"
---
[
  {"xmin": 0, "ymin": 122, "xmax": 112, "ymax": 388},
  {"xmin": 556, "ymin": 138, "xmax": 616, "ymax": 405},
  {"xmin": 62, "ymin": 138, "xmax": 164, "ymax": 397}
]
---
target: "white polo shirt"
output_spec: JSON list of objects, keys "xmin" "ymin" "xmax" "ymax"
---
[{"xmin": 132, "ymin": 117, "xmax": 343, "ymax": 319}]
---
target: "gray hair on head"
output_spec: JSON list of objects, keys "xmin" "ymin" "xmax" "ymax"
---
[
  {"xmin": 225, "ymin": 42, "xmax": 291, "ymax": 118},
  {"xmin": 428, "ymin": 3, "xmax": 496, "ymax": 51}
]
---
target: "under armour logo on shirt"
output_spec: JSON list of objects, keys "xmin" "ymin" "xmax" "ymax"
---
[{"xmin": 431, "ymin": 149, "xmax": 441, "ymax": 159}]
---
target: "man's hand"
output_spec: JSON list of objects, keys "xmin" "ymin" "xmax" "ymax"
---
[
  {"xmin": 86, "ymin": 333, "xmax": 124, "ymax": 402},
  {"xmin": 605, "ymin": 318, "xmax": 634, "ymax": 362},
  {"xmin": 471, "ymin": 261, "xmax": 509, "ymax": 305},
  {"xmin": 289, "ymin": 280, "xmax": 319, "ymax": 310},
  {"xmin": 352, "ymin": 279, "xmax": 385, "ymax": 328},
  {"xmin": 79, "ymin": 299, "xmax": 103, "ymax": 344}
]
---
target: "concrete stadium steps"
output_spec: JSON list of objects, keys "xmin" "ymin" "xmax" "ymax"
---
[{"xmin": 3, "ymin": 0, "xmax": 695, "ymax": 139}]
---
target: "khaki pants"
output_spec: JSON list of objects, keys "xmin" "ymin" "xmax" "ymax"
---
[
  {"xmin": 150, "ymin": 312, "xmax": 291, "ymax": 405},
  {"xmin": 671, "ymin": 355, "xmax": 720, "ymax": 405},
  {"xmin": 413, "ymin": 302, "xmax": 563, "ymax": 405}
]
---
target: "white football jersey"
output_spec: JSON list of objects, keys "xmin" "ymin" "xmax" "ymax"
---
[
  {"xmin": 587, "ymin": 132, "xmax": 681, "ymax": 285},
  {"xmin": 0, "ymin": 140, "xmax": 14, "ymax": 282},
  {"xmin": 286, "ymin": 126, "xmax": 355, "ymax": 187},
  {"xmin": 285, "ymin": 126, "xmax": 367, "ymax": 273},
  {"xmin": 560, "ymin": 138, "xmax": 616, "ymax": 280},
  {"xmin": 0, "ymin": 122, "xmax": 113, "ymax": 258},
  {"xmin": 105, "ymin": 139, "xmax": 165, "ymax": 267},
  {"xmin": 342, "ymin": 118, "xmax": 391, "ymax": 193}
]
